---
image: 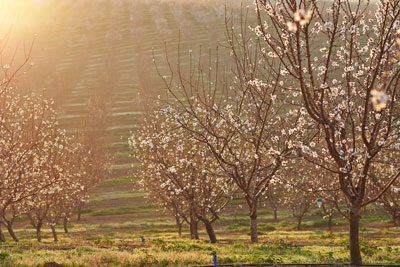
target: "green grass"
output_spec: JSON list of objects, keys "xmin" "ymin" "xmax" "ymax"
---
[
  {"xmin": 82, "ymin": 204, "xmax": 158, "ymax": 216},
  {"xmin": 89, "ymin": 190, "xmax": 145, "ymax": 202},
  {"xmin": 97, "ymin": 176, "xmax": 134, "ymax": 187}
]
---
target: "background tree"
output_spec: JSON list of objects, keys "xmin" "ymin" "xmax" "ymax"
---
[
  {"xmin": 130, "ymin": 107, "xmax": 235, "ymax": 243},
  {"xmin": 0, "ymin": 91, "xmax": 58, "ymax": 242}
]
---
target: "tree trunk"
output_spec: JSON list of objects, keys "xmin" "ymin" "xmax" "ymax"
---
[
  {"xmin": 175, "ymin": 217, "xmax": 182, "ymax": 236},
  {"xmin": 77, "ymin": 204, "xmax": 82, "ymax": 221},
  {"xmin": 328, "ymin": 215, "xmax": 333, "ymax": 233},
  {"xmin": 203, "ymin": 220, "xmax": 217, "ymax": 243},
  {"xmin": 273, "ymin": 210, "xmax": 278, "ymax": 221},
  {"xmin": 0, "ymin": 226, "xmax": 5, "ymax": 243},
  {"xmin": 6, "ymin": 224, "xmax": 19, "ymax": 242},
  {"xmin": 296, "ymin": 216, "xmax": 303, "ymax": 231},
  {"xmin": 36, "ymin": 224, "xmax": 42, "ymax": 242},
  {"xmin": 51, "ymin": 226, "xmax": 58, "ymax": 242},
  {"xmin": 63, "ymin": 217, "xmax": 69, "ymax": 233},
  {"xmin": 191, "ymin": 220, "xmax": 199, "ymax": 240},
  {"xmin": 349, "ymin": 208, "xmax": 362, "ymax": 265},
  {"xmin": 250, "ymin": 213, "xmax": 258, "ymax": 243}
]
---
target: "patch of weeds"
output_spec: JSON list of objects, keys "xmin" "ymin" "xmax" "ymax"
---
[
  {"xmin": 226, "ymin": 221, "xmax": 249, "ymax": 232},
  {"xmin": 258, "ymin": 223, "xmax": 276, "ymax": 231},
  {"xmin": 320, "ymin": 232, "xmax": 334, "ymax": 239},
  {"xmin": 100, "ymin": 254, "xmax": 120, "ymax": 266},
  {"xmin": 0, "ymin": 251, "xmax": 15, "ymax": 267},
  {"xmin": 0, "ymin": 251, "xmax": 10, "ymax": 260},
  {"xmin": 75, "ymin": 247, "xmax": 95, "ymax": 256},
  {"xmin": 360, "ymin": 243, "xmax": 382, "ymax": 256}
]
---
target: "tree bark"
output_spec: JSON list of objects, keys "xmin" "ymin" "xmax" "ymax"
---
[
  {"xmin": 63, "ymin": 217, "xmax": 69, "ymax": 233},
  {"xmin": 77, "ymin": 203, "xmax": 82, "ymax": 221},
  {"xmin": 36, "ymin": 223, "xmax": 43, "ymax": 242},
  {"xmin": 0, "ymin": 225, "xmax": 6, "ymax": 243},
  {"xmin": 51, "ymin": 225, "xmax": 58, "ymax": 242},
  {"xmin": 6, "ymin": 224, "xmax": 19, "ymax": 242},
  {"xmin": 296, "ymin": 216, "xmax": 303, "ymax": 231},
  {"xmin": 349, "ymin": 208, "xmax": 362, "ymax": 265},
  {"xmin": 250, "ymin": 213, "xmax": 258, "ymax": 243},
  {"xmin": 190, "ymin": 220, "xmax": 199, "ymax": 240},
  {"xmin": 328, "ymin": 215, "xmax": 333, "ymax": 233},
  {"xmin": 175, "ymin": 217, "xmax": 182, "ymax": 236},
  {"xmin": 203, "ymin": 220, "xmax": 217, "ymax": 243},
  {"xmin": 273, "ymin": 209, "xmax": 278, "ymax": 221}
]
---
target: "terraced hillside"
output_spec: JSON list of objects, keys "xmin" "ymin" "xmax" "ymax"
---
[{"xmin": 7, "ymin": 0, "xmax": 247, "ymax": 226}]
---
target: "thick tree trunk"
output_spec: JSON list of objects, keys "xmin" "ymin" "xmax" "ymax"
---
[
  {"xmin": 63, "ymin": 217, "xmax": 69, "ymax": 233},
  {"xmin": 349, "ymin": 209, "xmax": 362, "ymax": 265},
  {"xmin": 250, "ymin": 214, "xmax": 258, "ymax": 243},
  {"xmin": 273, "ymin": 210, "xmax": 278, "ymax": 221},
  {"xmin": 51, "ymin": 226, "xmax": 58, "ymax": 242},
  {"xmin": 203, "ymin": 220, "xmax": 217, "ymax": 243},
  {"xmin": 0, "ymin": 226, "xmax": 6, "ymax": 243},
  {"xmin": 7, "ymin": 224, "xmax": 19, "ymax": 242}
]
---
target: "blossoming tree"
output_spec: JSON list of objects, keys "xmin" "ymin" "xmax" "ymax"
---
[
  {"xmin": 130, "ymin": 107, "xmax": 235, "ymax": 243},
  {"xmin": 154, "ymin": 13, "xmax": 314, "ymax": 242},
  {"xmin": 254, "ymin": 0, "xmax": 400, "ymax": 263}
]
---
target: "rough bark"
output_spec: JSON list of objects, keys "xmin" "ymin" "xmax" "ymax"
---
[
  {"xmin": 349, "ymin": 207, "xmax": 362, "ymax": 265},
  {"xmin": 0, "ymin": 225, "xmax": 6, "ymax": 242},
  {"xmin": 203, "ymin": 220, "xmax": 217, "ymax": 243},
  {"xmin": 63, "ymin": 217, "xmax": 69, "ymax": 233},
  {"xmin": 273, "ymin": 210, "xmax": 278, "ymax": 221},
  {"xmin": 51, "ymin": 225, "xmax": 58, "ymax": 242},
  {"xmin": 7, "ymin": 224, "xmax": 19, "ymax": 242}
]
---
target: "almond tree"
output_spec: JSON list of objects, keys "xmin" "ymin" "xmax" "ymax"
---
[
  {"xmin": 26, "ymin": 133, "xmax": 88, "ymax": 242},
  {"xmin": 0, "ymin": 91, "xmax": 58, "ymax": 242},
  {"xmin": 155, "ymin": 13, "xmax": 313, "ymax": 242},
  {"xmin": 130, "ymin": 108, "xmax": 235, "ymax": 243},
  {"xmin": 254, "ymin": 0, "xmax": 400, "ymax": 263},
  {"xmin": 281, "ymin": 168, "xmax": 315, "ymax": 231}
]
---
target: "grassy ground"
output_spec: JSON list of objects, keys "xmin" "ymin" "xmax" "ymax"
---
[{"xmin": 1, "ymin": 209, "xmax": 400, "ymax": 266}]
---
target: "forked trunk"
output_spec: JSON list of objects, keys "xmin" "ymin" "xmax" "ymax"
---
[
  {"xmin": 63, "ymin": 217, "xmax": 69, "ymax": 233},
  {"xmin": 349, "ymin": 207, "xmax": 362, "ymax": 265},
  {"xmin": 7, "ymin": 224, "xmax": 19, "ymax": 242},
  {"xmin": 51, "ymin": 226, "xmax": 58, "ymax": 242},
  {"xmin": 203, "ymin": 220, "xmax": 217, "ymax": 243},
  {"xmin": 0, "ymin": 226, "xmax": 5, "ymax": 242}
]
